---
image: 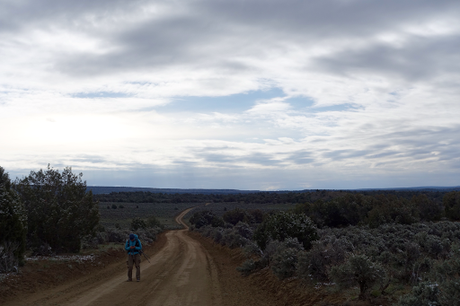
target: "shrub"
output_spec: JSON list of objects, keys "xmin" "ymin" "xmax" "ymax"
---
[
  {"xmin": 253, "ymin": 211, "xmax": 318, "ymax": 250},
  {"xmin": 398, "ymin": 281, "xmax": 440, "ymax": 306},
  {"xmin": 331, "ymin": 253, "xmax": 386, "ymax": 300},
  {"xmin": 439, "ymin": 279, "xmax": 460, "ymax": 305},
  {"xmin": 237, "ymin": 259, "xmax": 268, "ymax": 277},
  {"xmin": 367, "ymin": 199, "xmax": 416, "ymax": 228},
  {"xmin": 411, "ymin": 194, "xmax": 442, "ymax": 222},
  {"xmin": 414, "ymin": 231, "xmax": 445, "ymax": 258},
  {"xmin": 444, "ymin": 191, "xmax": 460, "ymax": 221},
  {"xmin": 302, "ymin": 199, "xmax": 359, "ymax": 228},
  {"xmin": 14, "ymin": 165, "xmax": 99, "ymax": 253},
  {"xmin": 81, "ymin": 235, "xmax": 99, "ymax": 249},
  {"xmin": 271, "ymin": 238, "xmax": 304, "ymax": 280},
  {"xmin": 222, "ymin": 208, "xmax": 248, "ymax": 225},
  {"xmin": 394, "ymin": 242, "xmax": 421, "ymax": 283},
  {"xmin": 189, "ymin": 210, "xmax": 224, "ymax": 229},
  {"xmin": 242, "ymin": 241, "xmax": 262, "ymax": 258},
  {"xmin": 0, "ymin": 167, "xmax": 27, "ymax": 268},
  {"xmin": 146, "ymin": 215, "xmax": 163, "ymax": 229},
  {"xmin": 131, "ymin": 217, "xmax": 147, "ymax": 231},
  {"xmin": 221, "ymin": 228, "xmax": 246, "ymax": 248},
  {"xmin": 211, "ymin": 228, "xmax": 223, "ymax": 243},
  {"xmin": 0, "ymin": 241, "xmax": 21, "ymax": 273},
  {"xmin": 237, "ymin": 259, "xmax": 258, "ymax": 276},
  {"xmin": 247, "ymin": 209, "xmax": 264, "ymax": 224},
  {"xmin": 136, "ymin": 227, "xmax": 161, "ymax": 243},
  {"xmin": 107, "ymin": 228, "xmax": 126, "ymax": 242},
  {"xmin": 298, "ymin": 235, "xmax": 353, "ymax": 282},
  {"xmin": 233, "ymin": 221, "xmax": 253, "ymax": 239}
]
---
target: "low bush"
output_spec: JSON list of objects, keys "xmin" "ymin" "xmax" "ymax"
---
[
  {"xmin": 0, "ymin": 241, "xmax": 20, "ymax": 273},
  {"xmin": 237, "ymin": 259, "xmax": 268, "ymax": 277},
  {"xmin": 398, "ymin": 281, "xmax": 440, "ymax": 306},
  {"xmin": 439, "ymin": 279, "xmax": 460, "ymax": 305},
  {"xmin": 0, "ymin": 167, "xmax": 27, "ymax": 268},
  {"xmin": 222, "ymin": 208, "xmax": 249, "ymax": 225},
  {"xmin": 270, "ymin": 238, "xmax": 304, "ymax": 280},
  {"xmin": 253, "ymin": 211, "xmax": 318, "ymax": 250},
  {"xmin": 131, "ymin": 217, "xmax": 147, "ymax": 231},
  {"xmin": 189, "ymin": 210, "xmax": 224, "ymax": 229},
  {"xmin": 297, "ymin": 235, "xmax": 353, "ymax": 282},
  {"xmin": 330, "ymin": 253, "xmax": 386, "ymax": 300}
]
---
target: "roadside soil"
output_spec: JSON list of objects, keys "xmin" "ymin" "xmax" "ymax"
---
[{"xmin": 0, "ymin": 208, "xmax": 392, "ymax": 305}]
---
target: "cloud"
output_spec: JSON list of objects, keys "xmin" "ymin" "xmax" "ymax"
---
[{"xmin": 1, "ymin": 0, "xmax": 460, "ymax": 188}]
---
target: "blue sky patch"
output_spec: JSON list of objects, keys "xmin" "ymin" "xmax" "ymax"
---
[
  {"xmin": 284, "ymin": 96, "xmax": 315, "ymax": 110},
  {"xmin": 71, "ymin": 91, "xmax": 132, "ymax": 99},
  {"xmin": 160, "ymin": 87, "xmax": 285, "ymax": 113},
  {"xmin": 311, "ymin": 103, "xmax": 361, "ymax": 113}
]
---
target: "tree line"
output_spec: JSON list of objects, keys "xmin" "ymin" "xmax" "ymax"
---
[{"xmin": 94, "ymin": 188, "xmax": 454, "ymax": 207}]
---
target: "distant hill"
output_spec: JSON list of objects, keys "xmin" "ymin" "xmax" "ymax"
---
[
  {"xmin": 355, "ymin": 186, "xmax": 460, "ymax": 192},
  {"xmin": 86, "ymin": 186, "xmax": 261, "ymax": 195},
  {"xmin": 86, "ymin": 185, "xmax": 460, "ymax": 195}
]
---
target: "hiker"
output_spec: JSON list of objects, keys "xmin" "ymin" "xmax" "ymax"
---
[{"xmin": 125, "ymin": 233, "xmax": 142, "ymax": 282}]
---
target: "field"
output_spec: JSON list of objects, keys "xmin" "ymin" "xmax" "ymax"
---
[
  {"xmin": 99, "ymin": 201, "xmax": 295, "ymax": 230},
  {"xmin": 98, "ymin": 202, "xmax": 196, "ymax": 229}
]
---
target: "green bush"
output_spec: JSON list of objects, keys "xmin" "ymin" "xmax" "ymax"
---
[
  {"xmin": 237, "ymin": 258, "xmax": 268, "ymax": 277},
  {"xmin": 189, "ymin": 210, "xmax": 224, "ymax": 229},
  {"xmin": 222, "ymin": 208, "xmax": 248, "ymax": 225},
  {"xmin": 297, "ymin": 235, "xmax": 353, "ymax": 282},
  {"xmin": 270, "ymin": 238, "xmax": 304, "ymax": 280},
  {"xmin": 398, "ymin": 281, "xmax": 440, "ymax": 306},
  {"xmin": 253, "ymin": 211, "xmax": 318, "ymax": 250},
  {"xmin": 411, "ymin": 194, "xmax": 443, "ymax": 222},
  {"xmin": 237, "ymin": 259, "xmax": 258, "ymax": 276},
  {"xmin": 331, "ymin": 253, "xmax": 386, "ymax": 300},
  {"xmin": 14, "ymin": 165, "xmax": 99, "ymax": 253},
  {"xmin": 233, "ymin": 221, "xmax": 253, "ymax": 239},
  {"xmin": 439, "ymin": 279, "xmax": 460, "ymax": 305},
  {"xmin": 444, "ymin": 191, "xmax": 460, "ymax": 221},
  {"xmin": 131, "ymin": 217, "xmax": 147, "ymax": 231},
  {"xmin": 0, "ymin": 167, "xmax": 27, "ymax": 270},
  {"xmin": 367, "ymin": 196, "xmax": 417, "ymax": 228},
  {"xmin": 146, "ymin": 215, "xmax": 163, "ymax": 229}
]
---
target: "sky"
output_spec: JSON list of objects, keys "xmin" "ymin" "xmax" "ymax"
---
[{"xmin": 1, "ymin": 0, "xmax": 460, "ymax": 190}]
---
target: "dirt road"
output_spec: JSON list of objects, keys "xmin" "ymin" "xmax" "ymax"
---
[
  {"xmin": 5, "ymin": 208, "xmax": 223, "ymax": 306},
  {"xmin": 1, "ymin": 208, "xmax": 384, "ymax": 306}
]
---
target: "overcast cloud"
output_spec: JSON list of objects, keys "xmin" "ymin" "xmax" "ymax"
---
[{"xmin": 1, "ymin": 0, "xmax": 459, "ymax": 189}]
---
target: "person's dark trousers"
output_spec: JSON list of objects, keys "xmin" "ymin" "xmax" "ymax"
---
[{"xmin": 127, "ymin": 253, "xmax": 141, "ymax": 281}]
